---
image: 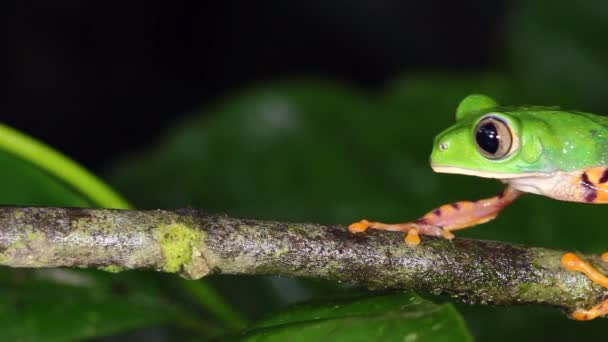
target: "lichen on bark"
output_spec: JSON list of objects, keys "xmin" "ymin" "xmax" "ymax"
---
[{"xmin": 152, "ymin": 222, "xmax": 206, "ymax": 278}]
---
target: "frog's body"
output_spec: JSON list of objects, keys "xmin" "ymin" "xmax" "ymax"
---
[{"xmin": 348, "ymin": 94, "xmax": 608, "ymax": 320}]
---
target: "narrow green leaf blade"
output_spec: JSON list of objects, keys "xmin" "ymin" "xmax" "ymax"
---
[{"xmin": 0, "ymin": 124, "xmax": 191, "ymax": 340}]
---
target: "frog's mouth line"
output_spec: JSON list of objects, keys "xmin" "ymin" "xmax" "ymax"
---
[{"xmin": 431, "ymin": 165, "xmax": 548, "ymax": 180}]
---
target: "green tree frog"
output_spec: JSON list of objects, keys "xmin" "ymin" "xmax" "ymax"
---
[{"xmin": 349, "ymin": 94, "xmax": 608, "ymax": 320}]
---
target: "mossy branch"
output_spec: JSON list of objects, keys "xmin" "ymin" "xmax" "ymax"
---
[{"xmin": 0, "ymin": 206, "xmax": 606, "ymax": 314}]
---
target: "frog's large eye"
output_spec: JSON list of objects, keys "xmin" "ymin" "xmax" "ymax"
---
[{"xmin": 474, "ymin": 116, "xmax": 513, "ymax": 159}]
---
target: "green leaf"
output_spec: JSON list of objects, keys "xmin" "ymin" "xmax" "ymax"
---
[
  {"xmin": 238, "ymin": 293, "xmax": 471, "ymax": 342},
  {"xmin": 0, "ymin": 270, "xmax": 181, "ymax": 341},
  {"xmin": 0, "ymin": 124, "xmax": 195, "ymax": 340},
  {"xmin": 108, "ymin": 76, "xmax": 508, "ymax": 333},
  {"xmin": 109, "ymin": 77, "xmax": 513, "ymax": 223},
  {"xmin": 109, "ymin": 73, "xmax": 608, "ymax": 340},
  {"xmin": 0, "ymin": 149, "xmax": 90, "ymax": 207},
  {"xmin": 0, "ymin": 122, "xmax": 244, "ymax": 338},
  {"xmin": 107, "ymin": 72, "xmax": 608, "ymax": 340},
  {"xmin": 0, "ymin": 124, "xmax": 128, "ymax": 208},
  {"xmin": 106, "ymin": 64, "xmax": 608, "ymax": 341}
]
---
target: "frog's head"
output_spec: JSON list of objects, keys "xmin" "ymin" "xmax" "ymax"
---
[{"xmin": 430, "ymin": 94, "xmax": 547, "ymax": 179}]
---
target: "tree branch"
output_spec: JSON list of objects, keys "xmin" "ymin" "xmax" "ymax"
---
[{"xmin": 0, "ymin": 206, "xmax": 605, "ymax": 313}]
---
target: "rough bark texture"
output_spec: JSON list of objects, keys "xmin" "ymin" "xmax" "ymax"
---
[{"xmin": 0, "ymin": 206, "xmax": 606, "ymax": 314}]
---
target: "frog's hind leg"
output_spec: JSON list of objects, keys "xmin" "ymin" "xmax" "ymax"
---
[
  {"xmin": 348, "ymin": 185, "xmax": 522, "ymax": 246},
  {"xmin": 561, "ymin": 253, "xmax": 608, "ymax": 320},
  {"xmin": 573, "ymin": 167, "xmax": 608, "ymax": 203}
]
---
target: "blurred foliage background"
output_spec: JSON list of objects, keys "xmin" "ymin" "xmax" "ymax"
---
[{"xmin": 2, "ymin": 0, "xmax": 608, "ymax": 340}]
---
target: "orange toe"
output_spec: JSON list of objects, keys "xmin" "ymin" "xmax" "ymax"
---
[
  {"xmin": 348, "ymin": 220, "xmax": 370, "ymax": 233},
  {"xmin": 440, "ymin": 229, "xmax": 455, "ymax": 240},
  {"xmin": 570, "ymin": 308, "xmax": 599, "ymax": 321},
  {"xmin": 561, "ymin": 252, "xmax": 608, "ymax": 288},
  {"xmin": 562, "ymin": 252, "xmax": 608, "ymax": 320},
  {"xmin": 404, "ymin": 229, "xmax": 421, "ymax": 247},
  {"xmin": 561, "ymin": 252, "xmax": 581, "ymax": 271},
  {"xmin": 570, "ymin": 298, "xmax": 608, "ymax": 321}
]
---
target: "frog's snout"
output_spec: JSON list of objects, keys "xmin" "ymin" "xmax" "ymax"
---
[{"xmin": 430, "ymin": 138, "xmax": 449, "ymax": 167}]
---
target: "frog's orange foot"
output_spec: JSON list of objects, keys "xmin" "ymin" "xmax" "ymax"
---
[
  {"xmin": 348, "ymin": 219, "xmax": 454, "ymax": 247},
  {"xmin": 560, "ymin": 253, "xmax": 608, "ymax": 288},
  {"xmin": 561, "ymin": 252, "xmax": 608, "ymax": 320},
  {"xmin": 561, "ymin": 252, "xmax": 583, "ymax": 271},
  {"xmin": 570, "ymin": 305, "xmax": 608, "ymax": 321},
  {"xmin": 348, "ymin": 219, "xmax": 371, "ymax": 233},
  {"xmin": 348, "ymin": 219, "xmax": 413, "ymax": 234}
]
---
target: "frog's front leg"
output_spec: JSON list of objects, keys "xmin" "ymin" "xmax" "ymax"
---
[
  {"xmin": 349, "ymin": 185, "xmax": 522, "ymax": 246},
  {"xmin": 561, "ymin": 253, "xmax": 608, "ymax": 320}
]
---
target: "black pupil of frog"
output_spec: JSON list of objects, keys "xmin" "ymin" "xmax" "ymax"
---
[{"xmin": 476, "ymin": 122, "xmax": 499, "ymax": 154}]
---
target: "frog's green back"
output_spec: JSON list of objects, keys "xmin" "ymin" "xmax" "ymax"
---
[{"xmin": 504, "ymin": 108, "xmax": 608, "ymax": 172}]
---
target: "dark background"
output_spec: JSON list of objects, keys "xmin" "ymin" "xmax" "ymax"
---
[{"xmin": 1, "ymin": 1, "xmax": 505, "ymax": 170}]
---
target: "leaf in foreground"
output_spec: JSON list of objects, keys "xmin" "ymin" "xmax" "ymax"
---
[
  {"xmin": 0, "ymin": 124, "xmax": 185, "ymax": 339},
  {"xmin": 238, "ymin": 292, "xmax": 471, "ymax": 342},
  {"xmin": 0, "ymin": 270, "xmax": 179, "ymax": 341}
]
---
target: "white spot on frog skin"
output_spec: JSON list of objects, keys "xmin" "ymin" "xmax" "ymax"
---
[
  {"xmin": 431, "ymin": 323, "xmax": 443, "ymax": 331},
  {"xmin": 404, "ymin": 333, "xmax": 418, "ymax": 342},
  {"xmin": 561, "ymin": 140, "xmax": 576, "ymax": 155}
]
